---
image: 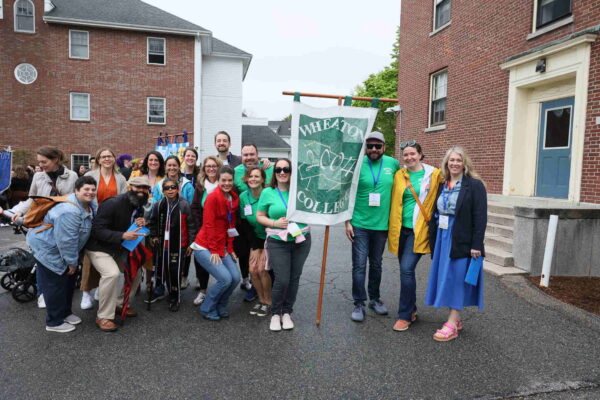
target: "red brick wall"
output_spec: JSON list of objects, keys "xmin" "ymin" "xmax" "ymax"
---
[
  {"xmin": 0, "ymin": 0, "xmax": 194, "ymax": 164},
  {"xmin": 396, "ymin": 0, "xmax": 600, "ymax": 202}
]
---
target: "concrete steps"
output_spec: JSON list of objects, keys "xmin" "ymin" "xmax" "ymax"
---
[{"xmin": 484, "ymin": 201, "xmax": 526, "ymax": 275}]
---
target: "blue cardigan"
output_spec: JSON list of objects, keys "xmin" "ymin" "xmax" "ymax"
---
[{"xmin": 429, "ymin": 174, "xmax": 487, "ymax": 259}]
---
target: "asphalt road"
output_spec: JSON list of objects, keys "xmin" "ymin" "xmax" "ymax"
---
[{"xmin": 1, "ymin": 225, "xmax": 599, "ymax": 400}]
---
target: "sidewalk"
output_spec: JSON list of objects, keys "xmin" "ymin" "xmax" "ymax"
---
[{"xmin": 0, "ymin": 225, "xmax": 599, "ymax": 399}]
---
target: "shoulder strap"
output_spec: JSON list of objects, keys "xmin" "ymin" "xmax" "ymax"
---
[
  {"xmin": 48, "ymin": 181, "xmax": 62, "ymax": 196},
  {"xmin": 404, "ymin": 176, "xmax": 430, "ymax": 224}
]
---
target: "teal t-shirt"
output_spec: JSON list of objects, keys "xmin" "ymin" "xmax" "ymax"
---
[
  {"xmin": 239, "ymin": 190, "xmax": 266, "ymax": 240},
  {"xmin": 401, "ymin": 168, "xmax": 425, "ymax": 229},
  {"xmin": 234, "ymin": 163, "xmax": 274, "ymax": 194},
  {"xmin": 257, "ymin": 187, "xmax": 307, "ymax": 241},
  {"xmin": 350, "ymin": 155, "xmax": 400, "ymax": 231}
]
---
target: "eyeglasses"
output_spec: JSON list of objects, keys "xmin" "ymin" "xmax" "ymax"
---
[
  {"xmin": 163, "ymin": 185, "xmax": 178, "ymax": 191},
  {"xmin": 400, "ymin": 140, "xmax": 417, "ymax": 149},
  {"xmin": 366, "ymin": 143, "xmax": 383, "ymax": 150},
  {"xmin": 205, "ymin": 165, "xmax": 218, "ymax": 169},
  {"xmin": 99, "ymin": 155, "xmax": 115, "ymax": 160},
  {"xmin": 275, "ymin": 167, "xmax": 291, "ymax": 174}
]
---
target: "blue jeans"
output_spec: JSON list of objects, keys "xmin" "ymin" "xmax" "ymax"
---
[
  {"xmin": 194, "ymin": 250, "xmax": 241, "ymax": 317},
  {"xmin": 397, "ymin": 227, "xmax": 423, "ymax": 320},
  {"xmin": 37, "ymin": 261, "xmax": 76, "ymax": 327},
  {"xmin": 351, "ymin": 226, "xmax": 388, "ymax": 306}
]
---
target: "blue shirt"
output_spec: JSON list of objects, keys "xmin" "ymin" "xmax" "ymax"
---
[
  {"xmin": 437, "ymin": 179, "xmax": 462, "ymax": 215},
  {"xmin": 26, "ymin": 193, "xmax": 96, "ymax": 275}
]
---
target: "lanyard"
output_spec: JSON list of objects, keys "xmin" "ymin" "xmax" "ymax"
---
[
  {"xmin": 246, "ymin": 191, "xmax": 259, "ymax": 206},
  {"xmin": 367, "ymin": 158, "xmax": 383, "ymax": 188},
  {"xmin": 276, "ymin": 188, "xmax": 288, "ymax": 209},
  {"xmin": 226, "ymin": 199, "xmax": 235, "ymax": 227}
]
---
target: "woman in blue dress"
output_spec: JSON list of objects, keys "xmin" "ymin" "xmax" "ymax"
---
[{"xmin": 425, "ymin": 146, "xmax": 487, "ymax": 342}]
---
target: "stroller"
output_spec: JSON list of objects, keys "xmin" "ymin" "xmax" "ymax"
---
[{"xmin": 0, "ymin": 247, "xmax": 38, "ymax": 302}]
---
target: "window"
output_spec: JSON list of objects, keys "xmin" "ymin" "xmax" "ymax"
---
[
  {"xmin": 14, "ymin": 0, "xmax": 34, "ymax": 33},
  {"xmin": 434, "ymin": 0, "xmax": 451, "ymax": 30},
  {"xmin": 148, "ymin": 97, "xmax": 166, "ymax": 124},
  {"xmin": 69, "ymin": 30, "xmax": 89, "ymax": 59},
  {"xmin": 147, "ymin": 37, "xmax": 166, "ymax": 65},
  {"xmin": 71, "ymin": 154, "xmax": 90, "ymax": 172},
  {"xmin": 536, "ymin": 0, "xmax": 571, "ymax": 29},
  {"xmin": 70, "ymin": 92, "xmax": 90, "ymax": 121},
  {"xmin": 14, "ymin": 63, "xmax": 37, "ymax": 84},
  {"xmin": 430, "ymin": 70, "xmax": 447, "ymax": 126}
]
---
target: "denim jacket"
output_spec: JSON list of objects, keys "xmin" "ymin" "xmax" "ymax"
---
[{"xmin": 26, "ymin": 193, "xmax": 97, "ymax": 275}]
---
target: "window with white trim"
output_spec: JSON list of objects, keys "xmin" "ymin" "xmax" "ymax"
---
[
  {"xmin": 433, "ymin": 0, "xmax": 451, "ymax": 30},
  {"xmin": 1, "ymin": 3, "xmax": 4, "ymax": 19},
  {"xmin": 147, "ymin": 37, "xmax": 166, "ymax": 65},
  {"xmin": 71, "ymin": 154, "xmax": 90, "ymax": 173},
  {"xmin": 69, "ymin": 30, "xmax": 89, "ymax": 59},
  {"xmin": 147, "ymin": 97, "xmax": 166, "ymax": 124},
  {"xmin": 429, "ymin": 70, "xmax": 447, "ymax": 127},
  {"xmin": 14, "ymin": 0, "xmax": 34, "ymax": 33},
  {"xmin": 535, "ymin": 0, "xmax": 571, "ymax": 29},
  {"xmin": 70, "ymin": 92, "xmax": 90, "ymax": 121}
]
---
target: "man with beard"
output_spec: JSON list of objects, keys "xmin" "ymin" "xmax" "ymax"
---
[
  {"xmin": 214, "ymin": 131, "xmax": 242, "ymax": 168},
  {"xmin": 344, "ymin": 132, "xmax": 399, "ymax": 322},
  {"xmin": 85, "ymin": 177, "xmax": 150, "ymax": 332}
]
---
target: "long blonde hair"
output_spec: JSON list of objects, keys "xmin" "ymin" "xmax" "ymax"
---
[
  {"xmin": 196, "ymin": 156, "xmax": 223, "ymax": 190},
  {"xmin": 440, "ymin": 146, "xmax": 484, "ymax": 183}
]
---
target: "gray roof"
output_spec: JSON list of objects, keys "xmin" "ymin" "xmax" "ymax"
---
[
  {"xmin": 45, "ymin": 0, "xmax": 210, "ymax": 35},
  {"xmin": 242, "ymin": 125, "xmax": 291, "ymax": 150},
  {"xmin": 212, "ymin": 37, "xmax": 251, "ymax": 58}
]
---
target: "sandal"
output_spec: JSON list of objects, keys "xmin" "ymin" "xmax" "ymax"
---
[
  {"xmin": 433, "ymin": 322, "xmax": 458, "ymax": 342},
  {"xmin": 456, "ymin": 319, "xmax": 462, "ymax": 331}
]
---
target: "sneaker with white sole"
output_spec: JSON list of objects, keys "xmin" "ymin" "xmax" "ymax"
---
[
  {"xmin": 282, "ymin": 313, "xmax": 294, "ymax": 330},
  {"xmin": 256, "ymin": 304, "xmax": 270, "ymax": 317},
  {"xmin": 46, "ymin": 323, "xmax": 76, "ymax": 333},
  {"xmin": 249, "ymin": 303, "xmax": 262, "ymax": 315},
  {"xmin": 269, "ymin": 314, "xmax": 282, "ymax": 331},
  {"xmin": 181, "ymin": 276, "xmax": 189, "ymax": 289},
  {"xmin": 80, "ymin": 291, "xmax": 94, "ymax": 310},
  {"xmin": 37, "ymin": 294, "xmax": 46, "ymax": 309},
  {"xmin": 193, "ymin": 292, "xmax": 206, "ymax": 306},
  {"xmin": 93, "ymin": 288, "xmax": 99, "ymax": 301},
  {"xmin": 64, "ymin": 314, "xmax": 82, "ymax": 325}
]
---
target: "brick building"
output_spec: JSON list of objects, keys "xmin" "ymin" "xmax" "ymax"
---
[
  {"xmin": 396, "ymin": 0, "xmax": 600, "ymax": 204},
  {"xmin": 0, "ymin": 0, "xmax": 251, "ymax": 170}
]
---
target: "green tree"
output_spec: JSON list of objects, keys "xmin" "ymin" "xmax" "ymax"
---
[{"xmin": 353, "ymin": 26, "xmax": 399, "ymax": 156}]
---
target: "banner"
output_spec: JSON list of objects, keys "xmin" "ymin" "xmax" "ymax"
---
[
  {"xmin": 288, "ymin": 102, "xmax": 378, "ymax": 225},
  {"xmin": 0, "ymin": 150, "xmax": 12, "ymax": 194},
  {"xmin": 155, "ymin": 131, "xmax": 189, "ymax": 161}
]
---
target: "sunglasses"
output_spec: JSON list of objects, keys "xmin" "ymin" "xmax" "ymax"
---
[
  {"xmin": 366, "ymin": 143, "xmax": 383, "ymax": 150},
  {"xmin": 400, "ymin": 140, "xmax": 417, "ymax": 149},
  {"xmin": 163, "ymin": 185, "xmax": 178, "ymax": 191},
  {"xmin": 275, "ymin": 167, "xmax": 291, "ymax": 174}
]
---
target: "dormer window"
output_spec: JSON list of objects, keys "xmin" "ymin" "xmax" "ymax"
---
[{"xmin": 14, "ymin": 0, "xmax": 34, "ymax": 33}]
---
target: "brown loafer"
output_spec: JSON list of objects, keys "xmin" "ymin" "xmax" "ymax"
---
[
  {"xmin": 115, "ymin": 307, "xmax": 137, "ymax": 317},
  {"xmin": 96, "ymin": 318, "xmax": 118, "ymax": 332}
]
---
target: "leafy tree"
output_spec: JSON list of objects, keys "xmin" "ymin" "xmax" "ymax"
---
[{"xmin": 353, "ymin": 26, "xmax": 399, "ymax": 156}]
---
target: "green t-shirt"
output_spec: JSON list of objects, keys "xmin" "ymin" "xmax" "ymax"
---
[
  {"xmin": 239, "ymin": 190, "xmax": 266, "ymax": 240},
  {"xmin": 402, "ymin": 168, "xmax": 425, "ymax": 229},
  {"xmin": 350, "ymin": 155, "xmax": 400, "ymax": 231},
  {"xmin": 257, "ymin": 187, "xmax": 307, "ymax": 241},
  {"xmin": 234, "ymin": 163, "xmax": 274, "ymax": 195}
]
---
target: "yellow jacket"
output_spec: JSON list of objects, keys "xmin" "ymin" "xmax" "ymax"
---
[{"xmin": 388, "ymin": 164, "xmax": 442, "ymax": 255}]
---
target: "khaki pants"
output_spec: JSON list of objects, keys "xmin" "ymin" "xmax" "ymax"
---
[
  {"xmin": 80, "ymin": 255, "xmax": 100, "ymax": 292},
  {"xmin": 86, "ymin": 250, "xmax": 143, "ymax": 320}
]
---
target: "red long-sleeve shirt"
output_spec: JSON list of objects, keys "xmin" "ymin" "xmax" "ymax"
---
[{"xmin": 193, "ymin": 187, "xmax": 239, "ymax": 257}]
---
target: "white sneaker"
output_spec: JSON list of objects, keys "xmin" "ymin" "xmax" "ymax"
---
[
  {"xmin": 270, "ymin": 315, "xmax": 282, "ymax": 332},
  {"xmin": 193, "ymin": 292, "xmax": 206, "ymax": 306},
  {"xmin": 37, "ymin": 294, "xmax": 46, "ymax": 309},
  {"xmin": 46, "ymin": 323, "xmax": 76, "ymax": 333},
  {"xmin": 93, "ymin": 288, "xmax": 99, "ymax": 301},
  {"xmin": 64, "ymin": 314, "xmax": 82, "ymax": 325},
  {"xmin": 80, "ymin": 291, "xmax": 94, "ymax": 310},
  {"xmin": 282, "ymin": 313, "xmax": 294, "ymax": 330},
  {"xmin": 181, "ymin": 276, "xmax": 189, "ymax": 289}
]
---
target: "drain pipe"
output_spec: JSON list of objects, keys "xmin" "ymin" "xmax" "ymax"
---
[{"xmin": 540, "ymin": 215, "xmax": 559, "ymax": 287}]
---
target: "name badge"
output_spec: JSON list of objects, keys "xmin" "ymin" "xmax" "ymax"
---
[
  {"xmin": 244, "ymin": 204, "xmax": 253, "ymax": 216},
  {"xmin": 368, "ymin": 193, "xmax": 381, "ymax": 207},
  {"xmin": 227, "ymin": 228, "xmax": 239, "ymax": 237},
  {"xmin": 287, "ymin": 222, "xmax": 302, "ymax": 237},
  {"xmin": 439, "ymin": 215, "xmax": 449, "ymax": 230},
  {"xmin": 164, "ymin": 230, "xmax": 170, "ymax": 241}
]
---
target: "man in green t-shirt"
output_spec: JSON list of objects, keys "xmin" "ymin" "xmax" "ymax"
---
[
  {"xmin": 233, "ymin": 144, "xmax": 274, "ymax": 195},
  {"xmin": 345, "ymin": 131, "xmax": 399, "ymax": 322}
]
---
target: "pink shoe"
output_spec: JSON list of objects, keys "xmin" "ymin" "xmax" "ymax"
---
[{"xmin": 433, "ymin": 322, "xmax": 458, "ymax": 342}]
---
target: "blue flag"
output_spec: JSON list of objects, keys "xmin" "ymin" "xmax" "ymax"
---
[{"xmin": 0, "ymin": 150, "xmax": 12, "ymax": 194}]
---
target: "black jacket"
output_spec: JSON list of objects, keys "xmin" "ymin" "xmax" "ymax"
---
[
  {"xmin": 429, "ymin": 175, "xmax": 487, "ymax": 259},
  {"xmin": 227, "ymin": 153, "xmax": 242, "ymax": 168},
  {"xmin": 86, "ymin": 193, "xmax": 142, "ymax": 257}
]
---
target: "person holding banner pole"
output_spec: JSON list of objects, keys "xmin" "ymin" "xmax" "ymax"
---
[
  {"xmin": 256, "ymin": 159, "xmax": 311, "ymax": 332},
  {"xmin": 388, "ymin": 141, "xmax": 442, "ymax": 332},
  {"xmin": 345, "ymin": 131, "xmax": 399, "ymax": 322},
  {"xmin": 425, "ymin": 146, "xmax": 486, "ymax": 342}
]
